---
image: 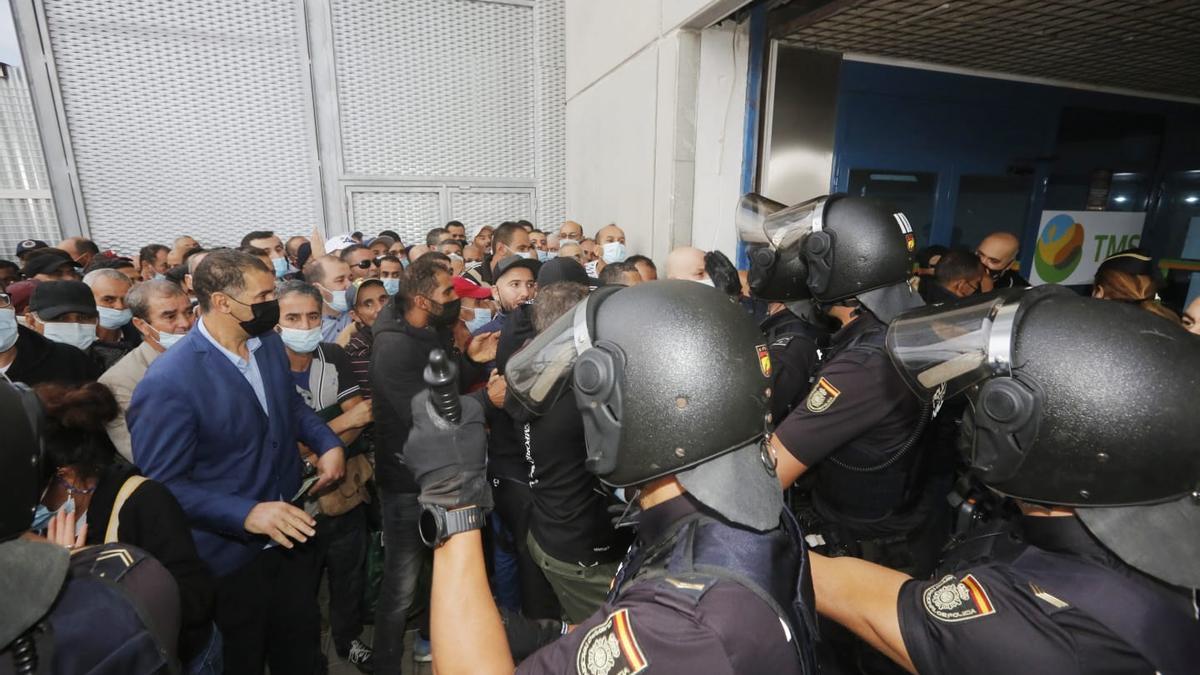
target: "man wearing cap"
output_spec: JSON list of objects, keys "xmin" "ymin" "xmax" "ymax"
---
[
  {"xmin": 26, "ymin": 279, "xmax": 131, "ymax": 373},
  {"xmin": 472, "ymin": 255, "xmax": 539, "ymax": 336},
  {"xmin": 303, "ymin": 255, "xmax": 355, "ymax": 342},
  {"xmin": 23, "ymin": 248, "xmax": 83, "ymax": 282},
  {"xmin": 454, "ymin": 275, "xmax": 496, "ymax": 336},
  {"xmin": 99, "ymin": 279, "xmax": 194, "ymax": 462},
  {"xmin": 0, "ymin": 282, "xmax": 98, "ymax": 386},
  {"xmin": 14, "ymin": 238, "xmax": 48, "ymax": 261},
  {"xmin": 345, "ymin": 277, "xmax": 392, "ymax": 396}
]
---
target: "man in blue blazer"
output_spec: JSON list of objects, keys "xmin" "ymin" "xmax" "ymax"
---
[{"xmin": 130, "ymin": 249, "xmax": 345, "ymax": 675}]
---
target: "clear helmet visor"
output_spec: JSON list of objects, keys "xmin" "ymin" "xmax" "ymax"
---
[
  {"xmin": 505, "ymin": 295, "xmax": 592, "ymax": 414},
  {"xmin": 885, "ymin": 290, "xmax": 1026, "ymax": 400},
  {"xmin": 735, "ymin": 193, "xmax": 828, "ymax": 250}
]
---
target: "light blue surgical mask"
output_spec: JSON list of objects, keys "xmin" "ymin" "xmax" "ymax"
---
[
  {"xmin": 465, "ymin": 307, "xmax": 493, "ymax": 334},
  {"xmin": 272, "ymin": 256, "xmax": 289, "ymax": 278},
  {"xmin": 324, "ymin": 287, "xmax": 349, "ymax": 313},
  {"xmin": 382, "ymin": 278, "xmax": 400, "ymax": 296},
  {"xmin": 97, "ymin": 306, "xmax": 132, "ymax": 330},
  {"xmin": 517, "ymin": 250, "xmax": 536, "ymax": 260},
  {"xmin": 31, "ymin": 495, "xmax": 78, "ymax": 533},
  {"xmin": 400, "ymin": 258, "xmax": 411, "ymax": 269},
  {"xmin": 602, "ymin": 242, "xmax": 628, "ymax": 264},
  {"xmin": 537, "ymin": 250, "xmax": 552, "ymax": 263},
  {"xmin": 0, "ymin": 308, "xmax": 18, "ymax": 352},
  {"xmin": 43, "ymin": 321, "xmax": 97, "ymax": 351},
  {"xmin": 153, "ymin": 273, "xmax": 167, "ymax": 281},
  {"xmin": 279, "ymin": 326, "xmax": 322, "ymax": 353}
]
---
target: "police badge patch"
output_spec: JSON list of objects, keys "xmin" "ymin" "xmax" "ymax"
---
[
  {"xmin": 805, "ymin": 377, "xmax": 841, "ymax": 413},
  {"xmin": 922, "ymin": 574, "xmax": 996, "ymax": 622},
  {"xmin": 576, "ymin": 609, "xmax": 648, "ymax": 675}
]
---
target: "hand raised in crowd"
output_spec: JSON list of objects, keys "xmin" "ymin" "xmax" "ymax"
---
[
  {"xmin": 342, "ymin": 397, "xmax": 374, "ymax": 429},
  {"xmin": 487, "ymin": 370, "xmax": 507, "ymax": 408},
  {"xmin": 244, "ymin": 501, "xmax": 317, "ymax": 549},
  {"xmin": 467, "ymin": 331, "xmax": 501, "ymax": 364},
  {"xmin": 311, "ymin": 446, "xmax": 347, "ymax": 495},
  {"xmin": 46, "ymin": 508, "xmax": 88, "ymax": 551}
]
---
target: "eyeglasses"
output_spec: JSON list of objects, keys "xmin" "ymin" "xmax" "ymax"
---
[
  {"xmin": 353, "ymin": 259, "xmax": 378, "ymax": 269},
  {"xmin": 0, "ymin": 293, "xmax": 10, "ymax": 309}
]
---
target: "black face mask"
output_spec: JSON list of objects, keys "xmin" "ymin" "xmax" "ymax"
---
[
  {"xmin": 228, "ymin": 297, "xmax": 280, "ymax": 337},
  {"xmin": 424, "ymin": 297, "xmax": 462, "ymax": 327}
]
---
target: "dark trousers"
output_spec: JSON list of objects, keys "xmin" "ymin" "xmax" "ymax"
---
[
  {"xmin": 315, "ymin": 504, "xmax": 367, "ymax": 653},
  {"xmin": 214, "ymin": 544, "xmax": 323, "ymax": 675},
  {"xmin": 492, "ymin": 476, "xmax": 562, "ymax": 620},
  {"xmin": 374, "ymin": 490, "xmax": 426, "ymax": 674}
]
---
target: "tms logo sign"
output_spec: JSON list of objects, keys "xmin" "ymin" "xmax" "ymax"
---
[{"xmin": 1034, "ymin": 214, "xmax": 1084, "ymax": 284}]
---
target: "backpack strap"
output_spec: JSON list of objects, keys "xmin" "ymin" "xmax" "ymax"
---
[
  {"xmin": 104, "ymin": 475, "xmax": 148, "ymax": 544},
  {"xmin": 1011, "ymin": 547, "xmax": 1200, "ymax": 675}
]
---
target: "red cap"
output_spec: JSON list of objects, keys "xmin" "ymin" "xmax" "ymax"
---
[{"xmin": 453, "ymin": 275, "xmax": 492, "ymax": 299}]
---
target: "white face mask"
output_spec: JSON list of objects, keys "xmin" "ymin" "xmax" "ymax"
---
[
  {"xmin": 516, "ymin": 250, "xmax": 537, "ymax": 260},
  {"xmin": 694, "ymin": 277, "xmax": 715, "ymax": 288},
  {"xmin": 151, "ymin": 325, "xmax": 187, "ymax": 350},
  {"xmin": 559, "ymin": 238, "xmax": 580, "ymax": 248},
  {"xmin": 42, "ymin": 321, "xmax": 98, "ymax": 351},
  {"xmin": 321, "ymin": 286, "xmax": 349, "ymax": 313},
  {"xmin": 278, "ymin": 326, "xmax": 322, "ymax": 353}
]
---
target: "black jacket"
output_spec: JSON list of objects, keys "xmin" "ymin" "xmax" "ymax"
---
[
  {"xmin": 84, "ymin": 462, "xmax": 215, "ymax": 662},
  {"xmin": 368, "ymin": 302, "xmax": 484, "ymax": 492},
  {"xmin": 5, "ymin": 325, "xmax": 101, "ymax": 385}
]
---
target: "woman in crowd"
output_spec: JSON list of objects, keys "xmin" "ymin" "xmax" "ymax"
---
[
  {"xmin": 35, "ymin": 381, "xmax": 219, "ymax": 673},
  {"xmin": 1091, "ymin": 248, "xmax": 1180, "ymax": 323}
]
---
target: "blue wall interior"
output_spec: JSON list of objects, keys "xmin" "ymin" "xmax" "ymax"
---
[{"xmin": 829, "ymin": 60, "xmax": 1200, "ymax": 279}]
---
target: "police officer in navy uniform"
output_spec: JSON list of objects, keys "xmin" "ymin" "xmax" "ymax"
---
[
  {"xmin": 810, "ymin": 287, "xmax": 1200, "ymax": 674},
  {"xmin": 739, "ymin": 193, "xmax": 934, "ymax": 569},
  {"xmin": 760, "ymin": 299, "xmax": 829, "ymax": 425},
  {"xmin": 397, "ymin": 280, "xmax": 818, "ymax": 674}
]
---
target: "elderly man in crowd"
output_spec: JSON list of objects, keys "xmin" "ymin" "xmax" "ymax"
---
[
  {"xmin": 99, "ymin": 279, "xmax": 194, "ymax": 461},
  {"xmin": 57, "ymin": 236, "xmax": 100, "ymax": 268},
  {"xmin": 83, "ymin": 268, "xmax": 139, "ymax": 349},
  {"xmin": 0, "ymin": 281, "xmax": 97, "ymax": 386},
  {"xmin": 129, "ymin": 249, "xmax": 345, "ymax": 674}
]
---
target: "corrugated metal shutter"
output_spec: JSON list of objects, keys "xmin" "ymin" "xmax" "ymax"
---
[
  {"xmin": 37, "ymin": 0, "xmax": 323, "ymax": 253},
  {"xmin": 0, "ymin": 66, "xmax": 60, "ymax": 260}
]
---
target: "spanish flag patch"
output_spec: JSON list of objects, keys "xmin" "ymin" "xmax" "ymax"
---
[
  {"xmin": 922, "ymin": 573, "xmax": 997, "ymax": 623},
  {"xmin": 576, "ymin": 608, "xmax": 649, "ymax": 674}
]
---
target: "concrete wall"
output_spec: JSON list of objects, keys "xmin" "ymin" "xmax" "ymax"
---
[{"xmin": 564, "ymin": 0, "xmax": 751, "ymax": 267}]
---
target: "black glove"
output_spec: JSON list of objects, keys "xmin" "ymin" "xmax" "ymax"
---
[{"xmin": 403, "ymin": 390, "xmax": 492, "ymax": 510}]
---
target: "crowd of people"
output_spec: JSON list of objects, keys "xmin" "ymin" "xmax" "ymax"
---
[{"xmin": 1, "ymin": 204, "xmax": 1198, "ymax": 675}]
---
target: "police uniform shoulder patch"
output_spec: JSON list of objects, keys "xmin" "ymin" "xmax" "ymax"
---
[
  {"xmin": 756, "ymin": 344, "xmax": 772, "ymax": 377},
  {"xmin": 576, "ymin": 608, "xmax": 648, "ymax": 675},
  {"xmin": 922, "ymin": 573, "xmax": 996, "ymax": 623},
  {"xmin": 805, "ymin": 377, "xmax": 841, "ymax": 413}
]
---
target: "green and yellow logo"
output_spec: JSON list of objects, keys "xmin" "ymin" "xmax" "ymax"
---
[{"xmin": 1034, "ymin": 214, "xmax": 1084, "ymax": 283}]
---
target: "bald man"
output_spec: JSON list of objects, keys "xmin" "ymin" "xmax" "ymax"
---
[
  {"xmin": 58, "ymin": 237, "xmax": 99, "ymax": 267},
  {"xmin": 666, "ymin": 246, "xmax": 712, "ymax": 285},
  {"xmin": 975, "ymin": 231, "xmax": 1029, "ymax": 288},
  {"xmin": 558, "ymin": 220, "xmax": 584, "ymax": 243},
  {"xmin": 595, "ymin": 224, "xmax": 628, "ymax": 264}
]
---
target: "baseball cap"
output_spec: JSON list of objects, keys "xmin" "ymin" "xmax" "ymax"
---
[
  {"xmin": 537, "ymin": 257, "xmax": 601, "ymax": 288},
  {"xmin": 453, "ymin": 275, "xmax": 492, "ymax": 300},
  {"xmin": 346, "ymin": 277, "xmax": 384, "ymax": 307},
  {"xmin": 22, "ymin": 250, "xmax": 79, "ymax": 278},
  {"xmin": 324, "ymin": 234, "xmax": 358, "ymax": 254},
  {"xmin": 493, "ymin": 255, "xmax": 541, "ymax": 282},
  {"xmin": 461, "ymin": 266, "xmax": 489, "ymax": 288},
  {"xmin": 14, "ymin": 240, "xmax": 47, "ymax": 258},
  {"xmin": 29, "ymin": 280, "xmax": 97, "ymax": 320}
]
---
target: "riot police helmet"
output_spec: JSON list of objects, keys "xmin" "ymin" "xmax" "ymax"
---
[
  {"xmin": 505, "ymin": 280, "xmax": 782, "ymax": 531},
  {"xmin": 886, "ymin": 286, "xmax": 1200, "ymax": 587}
]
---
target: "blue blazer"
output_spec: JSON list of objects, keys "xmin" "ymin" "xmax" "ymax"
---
[{"xmin": 128, "ymin": 326, "xmax": 342, "ymax": 577}]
